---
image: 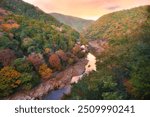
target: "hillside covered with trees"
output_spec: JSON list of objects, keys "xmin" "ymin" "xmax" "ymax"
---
[
  {"xmin": 0, "ymin": 0, "xmax": 149, "ymax": 100},
  {"xmin": 67, "ymin": 5, "xmax": 150, "ymax": 100},
  {"xmin": 0, "ymin": 0, "xmax": 85, "ymax": 99}
]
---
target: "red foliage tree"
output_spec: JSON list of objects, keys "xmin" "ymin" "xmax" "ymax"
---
[
  {"xmin": 56, "ymin": 49, "xmax": 68, "ymax": 61},
  {"xmin": 123, "ymin": 79, "xmax": 133, "ymax": 94},
  {"xmin": 72, "ymin": 44, "xmax": 81, "ymax": 55},
  {"xmin": 27, "ymin": 53, "xmax": 44, "ymax": 70},
  {"xmin": 49, "ymin": 53, "xmax": 61, "ymax": 70},
  {"xmin": 0, "ymin": 49, "xmax": 16, "ymax": 66}
]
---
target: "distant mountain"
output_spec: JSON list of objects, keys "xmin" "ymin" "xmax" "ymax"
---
[{"xmin": 50, "ymin": 13, "xmax": 94, "ymax": 32}]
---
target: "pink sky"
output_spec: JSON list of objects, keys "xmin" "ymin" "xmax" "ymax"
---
[{"xmin": 23, "ymin": 0, "xmax": 150, "ymax": 20}]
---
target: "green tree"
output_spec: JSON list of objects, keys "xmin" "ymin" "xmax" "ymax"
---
[{"xmin": 12, "ymin": 58, "xmax": 33, "ymax": 73}]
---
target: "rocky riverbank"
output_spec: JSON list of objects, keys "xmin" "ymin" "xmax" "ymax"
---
[
  {"xmin": 6, "ymin": 59, "xmax": 88, "ymax": 100},
  {"xmin": 6, "ymin": 39, "xmax": 106, "ymax": 100}
]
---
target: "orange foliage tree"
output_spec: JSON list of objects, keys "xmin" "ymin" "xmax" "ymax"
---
[
  {"xmin": 49, "ymin": 53, "xmax": 61, "ymax": 70},
  {"xmin": 56, "ymin": 49, "xmax": 68, "ymax": 61},
  {"xmin": 1, "ymin": 23, "xmax": 19, "ymax": 31},
  {"xmin": 44, "ymin": 48, "xmax": 51, "ymax": 54},
  {"xmin": 72, "ymin": 44, "xmax": 81, "ymax": 55}
]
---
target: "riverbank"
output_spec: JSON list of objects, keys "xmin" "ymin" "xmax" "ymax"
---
[
  {"xmin": 6, "ymin": 58, "xmax": 88, "ymax": 100},
  {"xmin": 43, "ymin": 53, "xmax": 97, "ymax": 100},
  {"xmin": 6, "ymin": 39, "xmax": 104, "ymax": 100}
]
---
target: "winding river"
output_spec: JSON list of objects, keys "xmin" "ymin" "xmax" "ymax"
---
[{"xmin": 43, "ymin": 53, "xmax": 96, "ymax": 100}]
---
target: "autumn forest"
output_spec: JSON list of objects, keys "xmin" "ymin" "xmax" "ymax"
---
[{"xmin": 0, "ymin": 0, "xmax": 150, "ymax": 100}]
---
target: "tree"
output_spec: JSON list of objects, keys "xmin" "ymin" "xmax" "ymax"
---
[
  {"xmin": 80, "ymin": 34, "xmax": 87, "ymax": 45},
  {"xmin": 21, "ymin": 37, "xmax": 33, "ymax": 50},
  {"xmin": 72, "ymin": 44, "xmax": 81, "ymax": 55},
  {"xmin": 1, "ymin": 22, "xmax": 19, "ymax": 32},
  {"xmin": 49, "ymin": 53, "xmax": 61, "ymax": 70},
  {"xmin": 0, "ymin": 49, "xmax": 16, "ymax": 66},
  {"xmin": 19, "ymin": 73, "xmax": 33, "ymax": 90},
  {"xmin": 27, "ymin": 53, "xmax": 44, "ymax": 70},
  {"xmin": 44, "ymin": 48, "xmax": 51, "ymax": 54},
  {"xmin": 12, "ymin": 57, "xmax": 33, "ymax": 73},
  {"xmin": 56, "ymin": 49, "xmax": 68, "ymax": 62},
  {"xmin": 0, "ymin": 66, "xmax": 21, "ymax": 98},
  {"xmin": 0, "ymin": 33, "xmax": 19, "ymax": 50},
  {"xmin": 39, "ymin": 64, "xmax": 52, "ymax": 80}
]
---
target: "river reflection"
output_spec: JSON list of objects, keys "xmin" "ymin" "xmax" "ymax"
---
[{"xmin": 71, "ymin": 53, "xmax": 96, "ymax": 83}]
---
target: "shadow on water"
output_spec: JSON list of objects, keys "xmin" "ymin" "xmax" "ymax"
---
[{"xmin": 43, "ymin": 85, "xmax": 71, "ymax": 100}]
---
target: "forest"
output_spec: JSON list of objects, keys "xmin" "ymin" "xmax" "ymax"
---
[
  {"xmin": 0, "ymin": 0, "xmax": 149, "ymax": 100},
  {"xmin": 0, "ymin": 0, "xmax": 86, "ymax": 98}
]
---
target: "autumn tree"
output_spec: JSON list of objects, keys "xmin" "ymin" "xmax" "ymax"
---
[
  {"xmin": 0, "ymin": 19, "xmax": 19, "ymax": 32},
  {"xmin": 72, "ymin": 44, "xmax": 81, "ymax": 55},
  {"xmin": 39, "ymin": 64, "xmax": 52, "ymax": 80},
  {"xmin": 0, "ymin": 49, "xmax": 16, "ymax": 66},
  {"xmin": 49, "ymin": 53, "xmax": 61, "ymax": 70},
  {"xmin": 0, "ymin": 66, "xmax": 21, "ymax": 98},
  {"xmin": 56, "ymin": 49, "xmax": 68, "ymax": 62},
  {"xmin": 44, "ymin": 48, "xmax": 51, "ymax": 54},
  {"xmin": 27, "ymin": 53, "xmax": 44, "ymax": 70}
]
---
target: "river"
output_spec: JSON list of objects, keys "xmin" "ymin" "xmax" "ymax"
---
[{"xmin": 43, "ymin": 53, "xmax": 96, "ymax": 100}]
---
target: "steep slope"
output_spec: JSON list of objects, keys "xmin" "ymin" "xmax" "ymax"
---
[
  {"xmin": 50, "ymin": 13, "xmax": 94, "ymax": 32},
  {"xmin": 0, "ymin": 0, "xmax": 81, "ymax": 98},
  {"xmin": 0, "ymin": 0, "xmax": 60, "ymax": 25},
  {"xmin": 68, "ymin": 5, "xmax": 150, "ymax": 100},
  {"xmin": 85, "ymin": 5, "xmax": 150, "ymax": 40}
]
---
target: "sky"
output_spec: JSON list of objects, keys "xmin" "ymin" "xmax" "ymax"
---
[{"xmin": 23, "ymin": 0, "xmax": 150, "ymax": 20}]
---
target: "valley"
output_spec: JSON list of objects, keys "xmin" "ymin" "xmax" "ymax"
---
[
  {"xmin": 50, "ymin": 13, "xmax": 94, "ymax": 32},
  {"xmin": 0, "ymin": 0, "xmax": 149, "ymax": 100}
]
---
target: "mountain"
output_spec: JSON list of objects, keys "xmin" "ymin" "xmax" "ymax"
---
[
  {"xmin": 68, "ymin": 5, "xmax": 150, "ymax": 100},
  {"xmin": 0, "ymin": 0, "xmax": 60, "ymax": 25},
  {"xmin": 84, "ymin": 5, "xmax": 150, "ymax": 40},
  {"xmin": 0, "ymin": 0, "xmax": 82, "ymax": 98},
  {"xmin": 50, "ymin": 13, "xmax": 94, "ymax": 32}
]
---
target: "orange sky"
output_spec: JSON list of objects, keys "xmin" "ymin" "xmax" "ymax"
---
[{"xmin": 23, "ymin": 0, "xmax": 150, "ymax": 20}]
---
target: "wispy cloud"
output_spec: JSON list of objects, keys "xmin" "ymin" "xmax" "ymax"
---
[{"xmin": 106, "ymin": 5, "xmax": 120, "ymax": 10}]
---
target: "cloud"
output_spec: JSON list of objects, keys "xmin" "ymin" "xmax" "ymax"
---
[{"xmin": 106, "ymin": 5, "xmax": 120, "ymax": 10}]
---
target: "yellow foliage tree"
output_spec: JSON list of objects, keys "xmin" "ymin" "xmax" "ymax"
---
[
  {"xmin": 0, "ymin": 66, "xmax": 21, "ymax": 79},
  {"xmin": 0, "ymin": 66, "xmax": 21, "ymax": 97},
  {"xmin": 39, "ymin": 64, "xmax": 52, "ymax": 80},
  {"xmin": 44, "ymin": 48, "xmax": 51, "ymax": 54}
]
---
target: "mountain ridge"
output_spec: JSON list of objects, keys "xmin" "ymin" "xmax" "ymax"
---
[
  {"xmin": 50, "ymin": 13, "xmax": 94, "ymax": 32},
  {"xmin": 84, "ymin": 5, "xmax": 150, "ymax": 40}
]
